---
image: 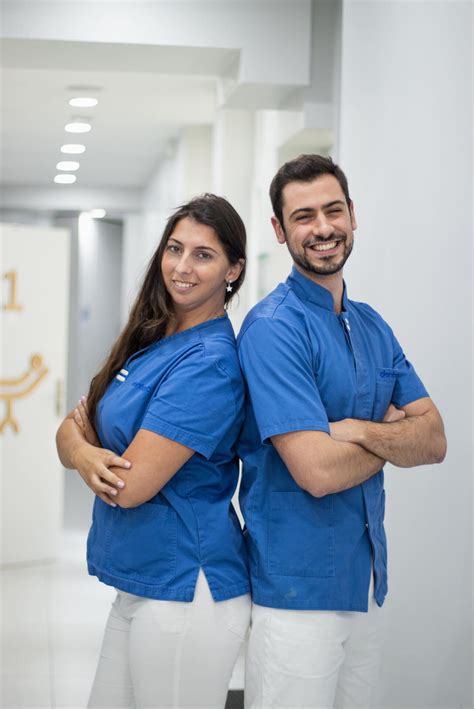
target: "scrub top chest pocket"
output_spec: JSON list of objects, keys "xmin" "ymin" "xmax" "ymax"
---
[
  {"xmin": 97, "ymin": 340, "xmax": 198, "ymax": 454},
  {"xmin": 373, "ymin": 367, "xmax": 398, "ymax": 421}
]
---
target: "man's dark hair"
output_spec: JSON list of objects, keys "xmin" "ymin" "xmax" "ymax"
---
[{"xmin": 269, "ymin": 154, "xmax": 351, "ymax": 226}]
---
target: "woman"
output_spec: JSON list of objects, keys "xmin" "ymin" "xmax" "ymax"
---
[{"xmin": 56, "ymin": 194, "xmax": 250, "ymax": 709}]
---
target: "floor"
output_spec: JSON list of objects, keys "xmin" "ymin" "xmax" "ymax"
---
[{"xmin": 1, "ymin": 531, "xmax": 245, "ymax": 709}]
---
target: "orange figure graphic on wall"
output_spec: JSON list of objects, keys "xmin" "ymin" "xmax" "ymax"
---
[{"xmin": 0, "ymin": 353, "xmax": 49, "ymax": 433}]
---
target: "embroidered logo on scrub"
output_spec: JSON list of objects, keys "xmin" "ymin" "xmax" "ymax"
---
[{"xmin": 379, "ymin": 370, "xmax": 397, "ymax": 379}]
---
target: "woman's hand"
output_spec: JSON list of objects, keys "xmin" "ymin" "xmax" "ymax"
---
[
  {"xmin": 73, "ymin": 397, "xmax": 100, "ymax": 446},
  {"xmin": 70, "ymin": 441, "xmax": 131, "ymax": 507}
]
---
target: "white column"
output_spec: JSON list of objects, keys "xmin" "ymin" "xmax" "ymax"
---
[{"xmin": 212, "ymin": 109, "xmax": 256, "ymax": 331}]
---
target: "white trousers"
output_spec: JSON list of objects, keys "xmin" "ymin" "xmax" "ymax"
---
[
  {"xmin": 245, "ymin": 580, "xmax": 384, "ymax": 709},
  {"xmin": 88, "ymin": 570, "xmax": 251, "ymax": 709}
]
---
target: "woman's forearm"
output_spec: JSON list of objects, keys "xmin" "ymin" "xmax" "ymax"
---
[{"xmin": 56, "ymin": 417, "xmax": 90, "ymax": 469}]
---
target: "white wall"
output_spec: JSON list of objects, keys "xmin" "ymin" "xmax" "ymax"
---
[
  {"xmin": 339, "ymin": 2, "xmax": 472, "ymax": 707},
  {"xmin": 123, "ymin": 118, "xmax": 255, "ymax": 333},
  {"xmin": 245, "ymin": 0, "xmax": 344, "ymax": 302},
  {"xmin": 247, "ymin": 108, "xmax": 316, "ymax": 299},
  {"xmin": 0, "ymin": 210, "xmax": 54, "ymax": 226},
  {"xmin": 212, "ymin": 109, "xmax": 256, "ymax": 330},
  {"xmin": 77, "ymin": 215, "xmax": 123, "ymax": 394},
  {"xmin": 57, "ymin": 214, "xmax": 124, "ymax": 528},
  {"xmin": 2, "ymin": 0, "xmax": 312, "ymax": 101},
  {"xmin": 121, "ymin": 213, "xmax": 147, "ymax": 326},
  {"xmin": 54, "ymin": 214, "xmax": 81, "ymax": 413},
  {"xmin": 121, "ymin": 126, "xmax": 215, "ymax": 327}
]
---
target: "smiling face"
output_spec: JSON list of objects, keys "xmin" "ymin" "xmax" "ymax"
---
[
  {"xmin": 272, "ymin": 174, "xmax": 357, "ymax": 279},
  {"xmin": 161, "ymin": 216, "xmax": 243, "ymax": 319}
]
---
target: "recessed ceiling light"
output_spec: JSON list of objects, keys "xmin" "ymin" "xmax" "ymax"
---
[
  {"xmin": 56, "ymin": 161, "xmax": 80, "ymax": 171},
  {"xmin": 54, "ymin": 174, "xmax": 77, "ymax": 184},
  {"xmin": 69, "ymin": 97, "xmax": 98, "ymax": 108},
  {"xmin": 90, "ymin": 209, "xmax": 106, "ymax": 219},
  {"xmin": 65, "ymin": 120, "xmax": 91, "ymax": 133},
  {"xmin": 61, "ymin": 144, "xmax": 86, "ymax": 154}
]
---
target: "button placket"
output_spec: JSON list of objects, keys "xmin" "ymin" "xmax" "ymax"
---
[{"xmin": 339, "ymin": 313, "xmax": 354, "ymax": 358}]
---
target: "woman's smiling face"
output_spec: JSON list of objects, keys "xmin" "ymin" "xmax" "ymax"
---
[{"xmin": 161, "ymin": 217, "xmax": 241, "ymax": 316}]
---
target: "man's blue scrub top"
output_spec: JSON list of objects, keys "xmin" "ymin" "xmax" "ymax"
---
[
  {"xmin": 237, "ymin": 267, "xmax": 428, "ymax": 611},
  {"xmin": 87, "ymin": 316, "xmax": 250, "ymax": 602}
]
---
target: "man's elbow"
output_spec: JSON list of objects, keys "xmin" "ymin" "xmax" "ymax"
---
[
  {"xmin": 299, "ymin": 466, "xmax": 333, "ymax": 498},
  {"xmin": 416, "ymin": 431, "xmax": 447, "ymax": 466},
  {"xmin": 432, "ymin": 434, "xmax": 447, "ymax": 464},
  {"xmin": 307, "ymin": 484, "xmax": 332, "ymax": 498}
]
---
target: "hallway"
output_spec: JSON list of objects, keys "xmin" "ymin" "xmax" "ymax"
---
[{"xmin": 1, "ymin": 531, "xmax": 244, "ymax": 708}]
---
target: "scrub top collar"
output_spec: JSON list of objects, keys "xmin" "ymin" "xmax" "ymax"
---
[
  {"xmin": 159, "ymin": 313, "xmax": 231, "ymax": 348},
  {"xmin": 126, "ymin": 314, "xmax": 231, "ymax": 368},
  {"xmin": 287, "ymin": 266, "xmax": 349, "ymax": 313}
]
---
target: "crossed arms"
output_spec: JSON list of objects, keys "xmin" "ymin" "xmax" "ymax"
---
[
  {"xmin": 56, "ymin": 404, "xmax": 194, "ymax": 508},
  {"xmin": 272, "ymin": 397, "xmax": 447, "ymax": 498},
  {"xmin": 58, "ymin": 394, "xmax": 446, "ymax": 506}
]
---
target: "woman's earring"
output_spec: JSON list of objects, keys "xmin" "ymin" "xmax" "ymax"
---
[{"xmin": 226, "ymin": 281, "xmax": 233, "ymax": 293}]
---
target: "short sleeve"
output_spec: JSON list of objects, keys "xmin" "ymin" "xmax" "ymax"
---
[
  {"xmin": 239, "ymin": 317, "xmax": 330, "ymax": 443},
  {"xmin": 140, "ymin": 349, "xmax": 240, "ymax": 459},
  {"xmin": 390, "ymin": 329, "xmax": 429, "ymax": 407}
]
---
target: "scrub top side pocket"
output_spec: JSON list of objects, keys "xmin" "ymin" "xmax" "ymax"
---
[
  {"xmin": 267, "ymin": 491, "xmax": 335, "ymax": 578},
  {"xmin": 104, "ymin": 503, "xmax": 177, "ymax": 585}
]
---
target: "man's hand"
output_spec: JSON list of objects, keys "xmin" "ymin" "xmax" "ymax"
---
[
  {"xmin": 329, "ymin": 404, "xmax": 405, "ymax": 443},
  {"xmin": 329, "ymin": 418, "xmax": 360, "ymax": 443},
  {"xmin": 382, "ymin": 404, "xmax": 406, "ymax": 423},
  {"xmin": 70, "ymin": 442, "xmax": 131, "ymax": 507},
  {"xmin": 330, "ymin": 398, "xmax": 446, "ymax": 468}
]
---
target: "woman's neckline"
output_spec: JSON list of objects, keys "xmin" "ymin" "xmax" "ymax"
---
[{"xmin": 162, "ymin": 313, "xmax": 228, "ymax": 343}]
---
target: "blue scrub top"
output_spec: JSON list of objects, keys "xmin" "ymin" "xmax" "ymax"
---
[
  {"xmin": 237, "ymin": 267, "xmax": 428, "ymax": 611},
  {"xmin": 87, "ymin": 316, "xmax": 250, "ymax": 602}
]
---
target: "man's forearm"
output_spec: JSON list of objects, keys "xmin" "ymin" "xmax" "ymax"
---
[
  {"xmin": 272, "ymin": 430, "xmax": 385, "ymax": 498},
  {"xmin": 340, "ymin": 411, "xmax": 446, "ymax": 467},
  {"xmin": 314, "ymin": 439, "xmax": 384, "ymax": 496}
]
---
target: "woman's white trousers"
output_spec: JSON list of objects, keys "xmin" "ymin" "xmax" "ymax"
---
[{"xmin": 88, "ymin": 570, "xmax": 251, "ymax": 709}]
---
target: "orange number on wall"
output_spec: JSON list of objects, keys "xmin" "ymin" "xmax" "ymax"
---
[{"xmin": 3, "ymin": 270, "xmax": 23, "ymax": 311}]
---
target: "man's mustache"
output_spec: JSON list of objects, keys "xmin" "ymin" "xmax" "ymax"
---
[{"xmin": 302, "ymin": 234, "xmax": 346, "ymax": 248}]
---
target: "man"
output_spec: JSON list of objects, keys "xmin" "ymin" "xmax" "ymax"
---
[{"xmin": 237, "ymin": 154, "xmax": 446, "ymax": 708}]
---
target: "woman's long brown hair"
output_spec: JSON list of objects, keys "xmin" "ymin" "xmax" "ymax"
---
[{"xmin": 86, "ymin": 194, "xmax": 246, "ymax": 433}]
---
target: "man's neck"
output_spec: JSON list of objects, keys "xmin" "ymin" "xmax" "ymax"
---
[{"xmin": 295, "ymin": 265, "xmax": 345, "ymax": 313}]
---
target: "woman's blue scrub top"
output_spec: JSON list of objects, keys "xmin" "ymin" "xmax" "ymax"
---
[{"xmin": 87, "ymin": 316, "xmax": 250, "ymax": 602}]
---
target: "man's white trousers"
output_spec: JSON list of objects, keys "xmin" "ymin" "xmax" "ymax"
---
[{"xmin": 245, "ymin": 578, "xmax": 384, "ymax": 709}]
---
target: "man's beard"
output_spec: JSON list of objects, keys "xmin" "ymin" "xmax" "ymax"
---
[{"xmin": 287, "ymin": 233, "xmax": 353, "ymax": 276}]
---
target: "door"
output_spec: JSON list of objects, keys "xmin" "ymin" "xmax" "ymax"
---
[{"xmin": 1, "ymin": 223, "xmax": 70, "ymax": 564}]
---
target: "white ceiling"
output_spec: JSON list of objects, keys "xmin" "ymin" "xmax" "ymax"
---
[{"xmin": 0, "ymin": 38, "xmax": 239, "ymax": 191}]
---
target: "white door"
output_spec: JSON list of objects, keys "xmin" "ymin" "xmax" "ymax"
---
[{"xmin": 1, "ymin": 223, "xmax": 70, "ymax": 565}]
